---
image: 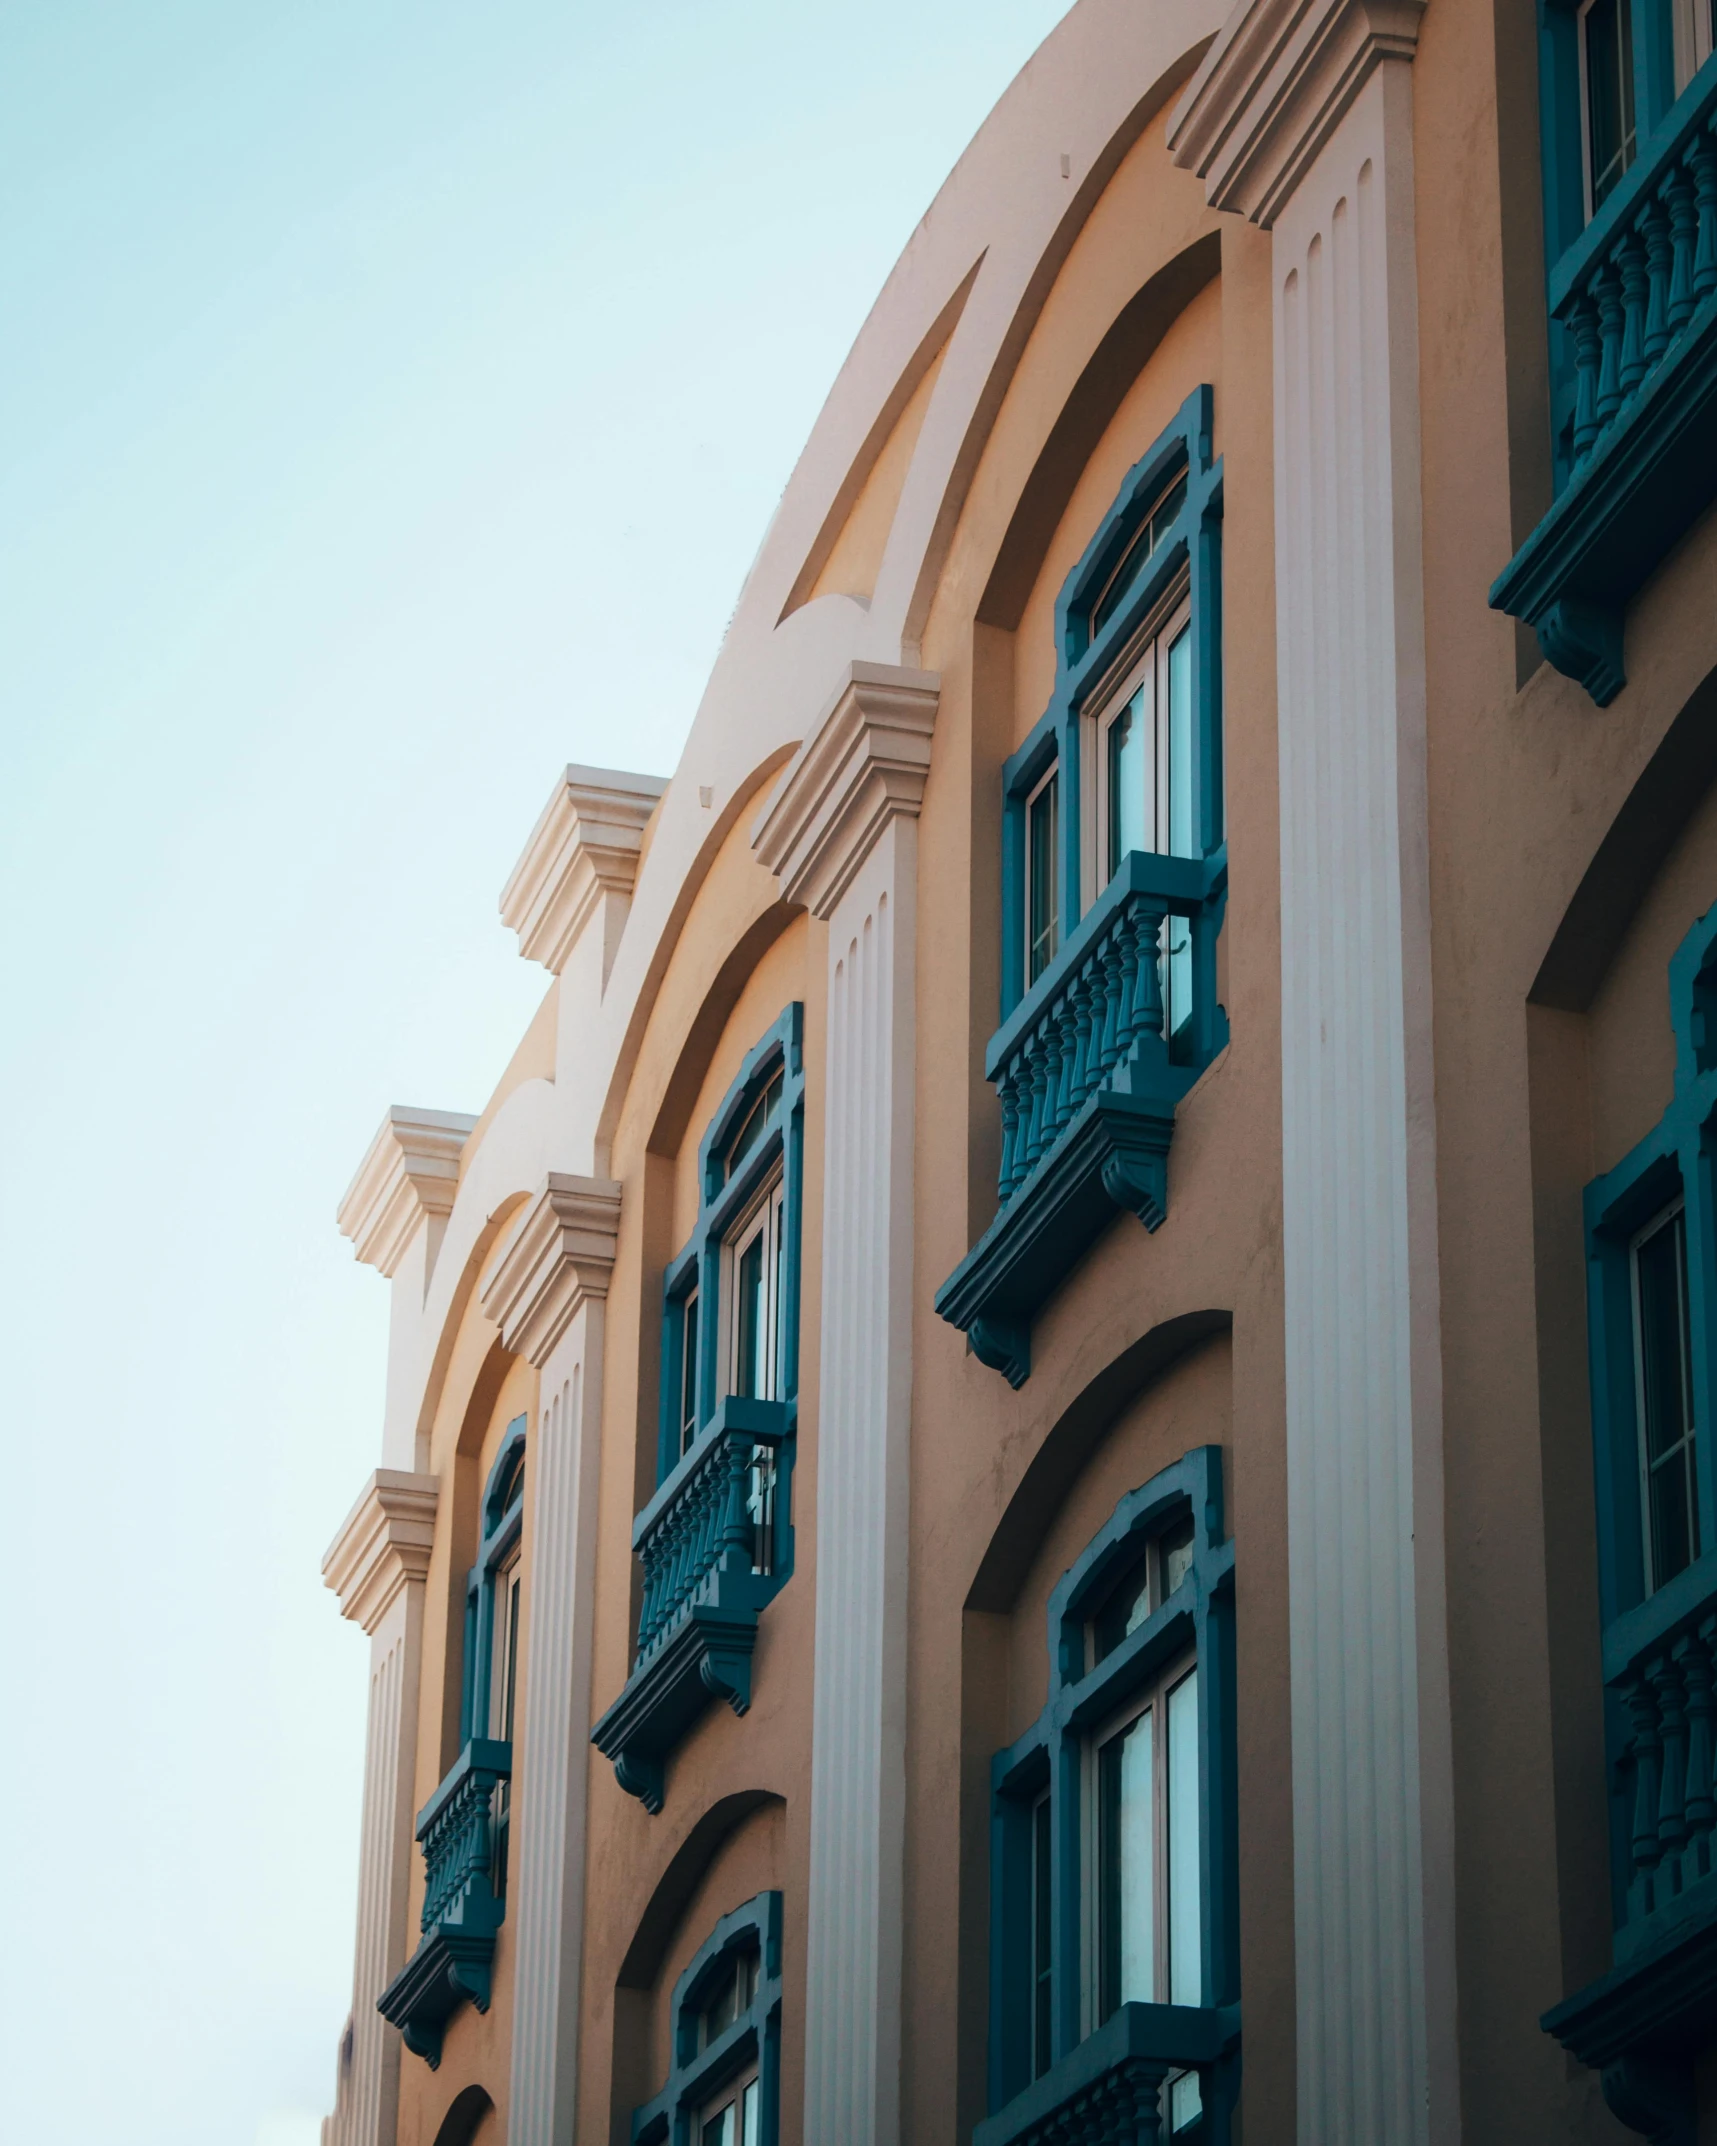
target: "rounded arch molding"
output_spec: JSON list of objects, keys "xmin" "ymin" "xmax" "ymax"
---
[
  {"xmin": 617, "ymin": 1789, "xmax": 787, "ymax": 1993},
  {"xmin": 1532, "ymin": 655, "xmax": 1717, "ymax": 1012},
  {"xmin": 966, "ymin": 1307, "xmax": 1232, "ymax": 1614}
]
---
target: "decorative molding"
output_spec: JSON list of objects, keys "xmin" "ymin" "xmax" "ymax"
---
[
  {"xmin": 322, "ymin": 1470, "xmax": 440, "ymax": 1635},
  {"xmin": 481, "ymin": 1174, "xmax": 622, "ymax": 1368},
  {"xmin": 1167, "ymin": 0, "xmax": 1424, "ymax": 227},
  {"xmin": 500, "ymin": 764, "xmax": 667, "ymax": 975},
  {"xmin": 337, "ymin": 1108, "xmax": 477, "ymax": 1279},
  {"xmin": 752, "ymin": 661, "xmax": 939, "ymax": 919}
]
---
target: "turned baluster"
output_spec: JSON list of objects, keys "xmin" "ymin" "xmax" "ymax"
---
[
  {"xmin": 1650, "ymin": 1650, "xmax": 1690, "ymax": 1861},
  {"xmin": 998, "ymin": 1068, "xmax": 1021, "ymax": 1199},
  {"xmin": 1019, "ymin": 1029, "xmax": 1045, "ymax": 1172},
  {"xmin": 1133, "ymin": 901, "xmax": 1168, "ymax": 1042},
  {"xmin": 1595, "ymin": 265, "xmax": 1625, "ymax": 427},
  {"xmin": 719, "ymin": 1429, "xmax": 754, "ymax": 1569},
  {"xmin": 1617, "ymin": 232, "xmax": 1649, "ymax": 395},
  {"xmin": 1567, "ymin": 293, "xmax": 1602, "ymax": 463},
  {"xmin": 1112, "ymin": 902, "xmax": 1143, "ymax": 1059},
  {"xmin": 1639, "ymin": 197, "xmax": 1673, "ymax": 367},
  {"xmin": 1664, "ymin": 164, "xmax": 1699, "ymax": 335},
  {"xmin": 1068, "ymin": 959, "xmax": 1096, "ymax": 1114},
  {"xmin": 1041, "ymin": 996, "xmax": 1068, "ymax": 1143},
  {"xmin": 1626, "ymin": 1672, "xmax": 1666, "ymax": 1911},
  {"xmin": 1054, "ymin": 991, "xmax": 1083, "ymax": 1136},
  {"xmin": 1676, "ymin": 1621, "xmax": 1715, "ymax": 1878},
  {"xmin": 1690, "ymin": 129, "xmax": 1717, "ymax": 303}
]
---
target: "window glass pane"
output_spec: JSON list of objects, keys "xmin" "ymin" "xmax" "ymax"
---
[
  {"xmin": 701, "ymin": 2107, "xmax": 734, "ymax": 2146},
  {"xmin": 1636, "ymin": 1206, "xmax": 1699, "ymax": 1589},
  {"xmin": 1168, "ymin": 2071, "xmax": 1204, "ymax": 2135},
  {"xmin": 1098, "ymin": 1709, "xmax": 1154, "ymax": 2016},
  {"xmin": 700, "ymin": 1960, "xmax": 739, "ymax": 2047},
  {"xmin": 1032, "ymin": 1793, "xmax": 1053, "ymax": 2078},
  {"xmin": 727, "ymin": 1072, "xmax": 783, "ymax": 1180},
  {"xmin": 492, "ymin": 1562, "xmax": 522, "ymax": 1741},
  {"xmin": 1028, "ymin": 774, "xmax": 1059, "ymax": 984},
  {"xmin": 1163, "ymin": 624, "xmax": 1195, "ymax": 1048},
  {"xmin": 741, "ymin": 2080, "xmax": 760, "ymax": 2146},
  {"xmin": 748, "ymin": 1445, "xmax": 777, "ymax": 1577},
  {"xmin": 1106, "ymin": 687, "xmax": 1148, "ymax": 878},
  {"xmin": 1585, "ymin": 0, "xmax": 1637, "ymax": 209},
  {"xmin": 1092, "ymin": 1556, "xmax": 1153, "ymax": 1663},
  {"xmin": 736, "ymin": 1229, "xmax": 765, "ymax": 1397},
  {"xmin": 681, "ymin": 1290, "xmax": 701, "ymax": 1456},
  {"xmin": 1160, "ymin": 1518, "xmax": 1195, "ymax": 1601},
  {"xmin": 1167, "ymin": 1670, "xmax": 1202, "ymax": 2008}
]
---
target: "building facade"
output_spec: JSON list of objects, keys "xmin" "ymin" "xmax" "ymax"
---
[{"xmin": 315, "ymin": 1, "xmax": 1717, "ymax": 2140}]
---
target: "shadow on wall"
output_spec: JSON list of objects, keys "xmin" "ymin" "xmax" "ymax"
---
[{"xmin": 431, "ymin": 2083, "xmax": 494, "ymax": 2146}]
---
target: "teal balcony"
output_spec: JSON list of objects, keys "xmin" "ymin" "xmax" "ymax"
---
[
  {"xmin": 376, "ymin": 1737, "xmax": 510, "ymax": 2069},
  {"xmin": 936, "ymin": 848, "xmax": 1225, "ymax": 1387},
  {"xmin": 1543, "ymin": 1557, "xmax": 1717, "ymax": 2135},
  {"xmin": 1491, "ymin": 59, "xmax": 1717, "ymax": 703},
  {"xmin": 974, "ymin": 2002, "xmax": 1239, "ymax": 2146},
  {"xmin": 591, "ymin": 1396, "xmax": 793, "ymax": 1814}
]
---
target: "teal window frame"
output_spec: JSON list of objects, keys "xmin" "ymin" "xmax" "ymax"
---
[
  {"xmin": 1583, "ymin": 906, "xmax": 1717, "ymax": 1925},
  {"xmin": 633, "ymin": 1892, "xmax": 783, "ymax": 2146},
  {"xmin": 987, "ymin": 1447, "xmax": 1239, "ymax": 2138},
  {"xmin": 659, "ymin": 1005, "xmax": 805, "ymax": 1486},
  {"xmin": 999, "ymin": 385, "xmax": 1225, "ymax": 1069},
  {"xmin": 460, "ymin": 1417, "xmax": 526, "ymax": 1749}
]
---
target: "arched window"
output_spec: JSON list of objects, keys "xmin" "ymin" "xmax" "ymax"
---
[
  {"xmin": 378, "ymin": 1418, "xmax": 526, "ymax": 2067},
  {"xmin": 633, "ymin": 1892, "xmax": 783, "ymax": 2146},
  {"xmin": 593, "ymin": 1011, "xmax": 803, "ymax": 1811},
  {"xmin": 984, "ymin": 1448, "xmax": 1238, "ymax": 2146}
]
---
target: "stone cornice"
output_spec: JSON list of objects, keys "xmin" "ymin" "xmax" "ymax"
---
[
  {"xmin": 1167, "ymin": 0, "xmax": 1423, "ymax": 227},
  {"xmin": 322, "ymin": 1470, "xmax": 440, "ymax": 1634},
  {"xmin": 337, "ymin": 1107, "xmax": 478, "ymax": 1278},
  {"xmin": 500, "ymin": 765, "xmax": 668, "ymax": 975},
  {"xmin": 481, "ymin": 1173, "xmax": 624, "ymax": 1367},
  {"xmin": 751, "ymin": 661, "xmax": 940, "ymax": 920}
]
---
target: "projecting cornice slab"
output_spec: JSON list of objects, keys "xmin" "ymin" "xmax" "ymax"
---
[
  {"xmin": 323, "ymin": 1469, "xmax": 440, "ymax": 1634},
  {"xmin": 1167, "ymin": 0, "xmax": 1423, "ymax": 226},
  {"xmin": 481, "ymin": 1173, "xmax": 624, "ymax": 1367},
  {"xmin": 337, "ymin": 1107, "xmax": 478, "ymax": 1278},
  {"xmin": 500, "ymin": 765, "xmax": 668, "ymax": 975},
  {"xmin": 752, "ymin": 661, "xmax": 940, "ymax": 920}
]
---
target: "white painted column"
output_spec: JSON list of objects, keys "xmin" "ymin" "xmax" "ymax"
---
[
  {"xmin": 755, "ymin": 661, "xmax": 938, "ymax": 2146},
  {"xmin": 1171, "ymin": 12, "xmax": 1455, "ymax": 2143},
  {"xmin": 323, "ymin": 1472, "xmax": 440, "ymax": 2146},
  {"xmin": 482, "ymin": 1174, "xmax": 623, "ymax": 2146}
]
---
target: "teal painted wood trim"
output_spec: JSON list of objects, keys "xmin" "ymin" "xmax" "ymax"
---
[
  {"xmin": 973, "ymin": 2001, "xmax": 1240, "ymax": 2146},
  {"xmin": 460, "ymin": 1415, "xmax": 527, "ymax": 1745},
  {"xmin": 633, "ymin": 1892, "xmax": 784, "ymax": 2146},
  {"xmin": 591, "ymin": 1397, "xmax": 795, "ymax": 1812},
  {"xmin": 985, "ymin": 1448, "xmax": 1239, "ymax": 2128},
  {"xmin": 1000, "ymin": 387, "xmax": 1224, "ymax": 1022},
  {"xmin": 1573, "ymin": 906, "xmax": 1717, "ymax": 1991},
  {"xmin": 1494, "ymin": 52, "xmax": 1717, "ymax": 700},
  {"xmin": 937, "ymin": 849, "xmax": 1226, "ymax": 1385},
  {"xmin": 1542, "ymin": 1882, "xmax": 1717, "ymax": 2144},
  {"xmin": 378, "ymin": 1735, "xmax": 513, "ymax": 2069},
  {"xmin": 659, "ymin": 1004, "xmax": 805, "ymax": 1483}
]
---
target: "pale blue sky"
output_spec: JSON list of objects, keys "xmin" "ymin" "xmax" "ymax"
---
[{"xmin": 0, "ymin": 4, "xmax": 1070, "ymax": 2140}]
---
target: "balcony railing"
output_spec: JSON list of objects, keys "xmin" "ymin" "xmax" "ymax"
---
[
  {"xmin": 376, "ymin": 1737, "xmax": 510, "ymax": 2069},
  {"xmin": 1541, "ymin": 1557, "xmax": 1717, "ymax": 2120},
  {"xmin": 591, "ymin": 1395, "xmax": 793, "ymax": 1814},
  {"xmin": 975, "ymin": 2003, "xmax": 1239, "ymax": 2146},
  {"xmin": 1602, "ymin": 1556, "xmax": 1717, "ymax": 1944},
  {"xmin": 1491, "ymin": 57, "xmax": 1717, "ymax": 703},
  {"xmin": 936, "ymin": 847, "xmax": 1226, "ymax": 1387}
]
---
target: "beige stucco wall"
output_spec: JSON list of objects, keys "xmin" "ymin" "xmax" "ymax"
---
[{"xmin": 351, "ymin": 1, "xmax": 1717, "ymax": 2139}]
